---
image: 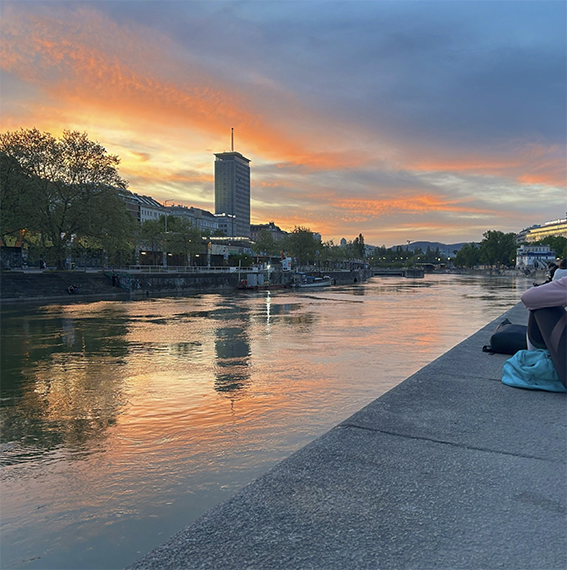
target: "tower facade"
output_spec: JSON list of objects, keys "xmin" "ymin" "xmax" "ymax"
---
[{"xmin": 214, "ymin": 151, "xmax": 251, "ymax": 238}]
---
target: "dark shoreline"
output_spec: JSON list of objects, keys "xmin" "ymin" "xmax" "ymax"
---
[{"xmin": 0, "ymin": 268, "xmax": 371, "ymax": 307}]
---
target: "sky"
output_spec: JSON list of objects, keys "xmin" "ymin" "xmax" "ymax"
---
[{"xmin": 1, "ymin": 0, "xmax": 565, "ymax": 247}]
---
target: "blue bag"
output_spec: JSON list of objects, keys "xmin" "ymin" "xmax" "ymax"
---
[{"xmin": 502, "ymin": 349, "xmax": 566, "ymax": 392}]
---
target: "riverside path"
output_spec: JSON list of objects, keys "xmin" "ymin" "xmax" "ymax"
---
[{"xmin": 128, "ymin": 302, "xmax": 566, "ymax": 570}]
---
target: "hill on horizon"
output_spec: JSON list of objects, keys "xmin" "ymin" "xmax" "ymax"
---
[{"xmin": 390, "ymin": 241, "xmax": 470, "ymax": 254}]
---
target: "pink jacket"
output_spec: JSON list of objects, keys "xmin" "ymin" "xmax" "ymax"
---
[{"xmin": 521, "ymin": 276, "xmax": 567, "ymax": 310}]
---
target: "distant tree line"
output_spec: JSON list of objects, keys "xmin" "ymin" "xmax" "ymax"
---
[
  {"xmin": 255, "ymin": 228, "xmax": 366, "ymax": 268},
  {"xmin": 367, "ymin": 243, "xmax": 450, "ymax": 269},
  {"xmin": 453, "ymin": 231, "xmax": 567, "ymax": 268},
  {"xmin": 3, "ymin": 127, "xmax": 562, "ymax": 272}
]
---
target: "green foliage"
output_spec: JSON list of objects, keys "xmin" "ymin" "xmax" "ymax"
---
[
  {"xmin": 0, "ymin": 152, "xmax": 37, "ymax": 237},
  {"xmin": 353, "ymin": 233, "xmax": 365, "ymax": 258},
  {"xmin": 166, "ymin": 217, "xmax": 203, "ymax": 264},
  {"xmin": 454, "ymin": 243, "xmax": 481, "ymax": 268},
  {"xmin": 228, "ymin": 254, "xmax": 253, "ymax": 268},
  {"xmin": 138, "ymin": 218, "xmax": 165, "ymax": 253},
  {"xmin": 479, "ymin": 230, "xmax": 517, "ymax": 266},
  {"xmin": 535, "ymin": 236, "xmax": 567, "ymax": 259},
  {"xmin": 254, "ymin": 228, "xmax": 279, "ymax": 256},
  {"xmin": 0, "ymin": 128, "xmax": 132, "ymax": 268},
  {"xmin": 284, "ymin": 226, "xmax": 319, "ymax": 266}
]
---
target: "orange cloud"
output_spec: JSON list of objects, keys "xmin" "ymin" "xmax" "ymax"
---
[
  {"xmin": 331, "ymin": 194, "xmax": 492, "ymax": 217},
  {"xmin": 0, "ymin": 5, "xmax": 374, "ymax": 174},
  {"xmin": 411, "ymin": 158, "xmax": 518, "ymax": 173},
  {"xmin": 408, "ymin": 146, "xmax": 566, "ymax": 188}
]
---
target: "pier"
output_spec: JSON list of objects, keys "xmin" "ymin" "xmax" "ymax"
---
[{"xmin": 128, "ymin": 302, "xmax": 566, "ymax": 570}]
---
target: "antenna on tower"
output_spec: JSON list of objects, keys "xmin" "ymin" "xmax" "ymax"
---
[{"xmin": 231, "ymin": 128, "xmax": 234, "ymax": 151}]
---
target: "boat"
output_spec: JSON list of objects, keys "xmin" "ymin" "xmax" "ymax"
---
[{"xmin": 292, "ymin": 274, "xmax": 332, "ymax": 288}]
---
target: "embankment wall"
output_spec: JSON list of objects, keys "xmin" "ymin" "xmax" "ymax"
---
[{"xmin": 0, "ymin": 268, "xmax": 369, "ymax": 305}]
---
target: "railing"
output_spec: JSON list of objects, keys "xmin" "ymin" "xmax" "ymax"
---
[{"xmin": 121, "ymin": 265, "xmax": 241, "ymax": 274}]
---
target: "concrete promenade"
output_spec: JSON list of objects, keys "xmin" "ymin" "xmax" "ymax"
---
[{"xmin": 128, "ymin": 302, "xmax": 566, "ymax": 570}]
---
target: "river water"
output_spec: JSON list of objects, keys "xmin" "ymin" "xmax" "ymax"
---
[{"xmin": 0, "ymin": 274, "xmax": 532, "ymax": 569}]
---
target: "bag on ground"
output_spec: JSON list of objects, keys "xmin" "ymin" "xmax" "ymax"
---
[
  {"xmin": 483, "ymin": 318, "xmax": 527, "ymax": 354},
  {"xmin": 502, "ymin": 349, "xmax": 566, "ymax": 392}
]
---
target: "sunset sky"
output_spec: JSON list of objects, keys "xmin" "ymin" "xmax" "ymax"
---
[{"xmin": 1, "ymin": 1, "xmax": 565, "ymax": 246}]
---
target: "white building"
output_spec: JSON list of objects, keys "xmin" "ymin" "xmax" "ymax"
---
[
  {"xmin": 120, "ymin": 191, "xmax": 165, "ymax": 223},
  {"xmin": 516, "ymin": 245, "xmax": 556, "ymax": 271},
  {"xmin": 517, "ymin": 219, "xmax": 567, "ymax": 244}
]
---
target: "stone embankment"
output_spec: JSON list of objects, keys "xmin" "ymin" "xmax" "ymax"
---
[
  {"xmin": 128, "ymin": 302, "xmax": 566, "ymax": 570},
  {"xmin": 0, "ymin": 268, "xmax": 369, "ymax": 304}
]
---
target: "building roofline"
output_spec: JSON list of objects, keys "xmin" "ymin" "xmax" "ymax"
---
[{"xmin": 214, "ymin": 151, "xmax": 251, "ymax": 163}]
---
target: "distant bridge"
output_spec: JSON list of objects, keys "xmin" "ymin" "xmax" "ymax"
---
[{"xmin": 370, "ymin": 268, "xmax": 425, "ymax": 278}]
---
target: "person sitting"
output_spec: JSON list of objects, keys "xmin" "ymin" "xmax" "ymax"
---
[
  {"xmin": 533, "ymin": 261, "xmax": 558, "ymax": 286},
  {"xmin": 521, "ymin": 276, "xmax": 567, "ymax": 387},
  {"xmin": 552, "ymin": 258, "xmax": 567, "ymax": 281}
]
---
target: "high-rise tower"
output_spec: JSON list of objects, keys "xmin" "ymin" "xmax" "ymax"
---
[{"xmin": 214, "ymin": 139, "xmax": 251, "ymax": 238}]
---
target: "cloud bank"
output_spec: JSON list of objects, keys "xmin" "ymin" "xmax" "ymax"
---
[{"xmin": 1, "ymin": 0, "xmax": 565, "ymax": 245}]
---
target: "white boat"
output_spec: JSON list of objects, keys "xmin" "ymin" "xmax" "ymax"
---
[{"xmin": 293, "ymin": 274, "xmax": 332, "ymax": 288}]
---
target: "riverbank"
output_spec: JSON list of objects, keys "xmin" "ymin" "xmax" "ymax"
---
[
  {"xmin": 128, "ymin": 301, "xmax": 566, "ymax": 570},
  {"xmin": 0, "ymin": 268, "xmax": 370, "ymax": 305}
]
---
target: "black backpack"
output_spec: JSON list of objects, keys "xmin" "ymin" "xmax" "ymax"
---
[{"xmin": 482, "ymin": 318, "xmax": 528, "ymax": 355}]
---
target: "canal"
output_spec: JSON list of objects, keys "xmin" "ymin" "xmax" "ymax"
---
[{"xmin": 0, "ymin": 274, "xmax": 532, "ymax": 569}]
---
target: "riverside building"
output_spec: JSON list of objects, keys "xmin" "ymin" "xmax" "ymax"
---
[
  {"xmin": 516, "ymin": 218, "xmax": 567, "ymax": 244},
  {"xmin": 214, "ymin": 150, "xmax": 251, "ymax": 238}
]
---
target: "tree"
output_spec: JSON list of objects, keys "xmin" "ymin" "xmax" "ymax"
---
[
  {"xmin": 284, "ymin": 226, "xmax": 318, "ymax": 267},
  {"xmin": 319, "ymin": 240, "xmax": 341, "ymax": 268},
  {"xmin": 254, "ymin": 228, "xmax": 280, "ymax": 256},
  {"xmin": 479, "ymin": 230, "xmax": 517, "ymax": 266},
  {"xmin": 454, "ymin": 243, "xmax": 481, "ymax": 268},
  {"xmin": 0, "ymin": 152, "xmax": 37, "ymax": 238},
  {"xmin": 535, "ymin": 236, "xmax": 567, "ymax": 260},
  {"xmin": 167, "ymin": 217, "xmax": 203, "ymax": 265},
  {"xmin": 0, "ymin": 128, "xmax": 131, "ymax": 268},
  {"xmin": 352, "ymin": 233, "xmax": 365, "ymax": 258},
  {"xmin": 138, "ymin": 218, "xmax": 165, "ymax": 264}
]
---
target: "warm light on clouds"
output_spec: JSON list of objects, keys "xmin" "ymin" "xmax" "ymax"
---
[
  {"xmin": 1, "ymin": 1, "xmax": 565, "ymax": 245},
  {"xmin": 331, "ymin": 195, "xmax": 492, "ymax": 217}
]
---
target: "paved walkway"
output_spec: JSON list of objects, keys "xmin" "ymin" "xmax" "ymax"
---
[{"xmin": 128, "ymin": 303, "xmax": 566, "ymax": 570}]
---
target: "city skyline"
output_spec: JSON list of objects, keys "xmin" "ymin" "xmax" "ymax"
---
[{"xmin": 1, "ymin": 1, "xmax": 565, "ymax": 246}]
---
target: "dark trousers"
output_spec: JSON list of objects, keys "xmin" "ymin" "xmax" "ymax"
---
[{"xmin": 527, "ymin": 307, "xmax": 567, "ymax": 388}]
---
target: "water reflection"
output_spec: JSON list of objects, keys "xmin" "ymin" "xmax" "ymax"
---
[
  {"xmin": 0, "ymin": 276, "xmax": 532, "ymax": 570},
  {"xmin": 214, "ymin": 309, "xmax": 252, "ymax": 396},
  {"xmin": 1, "ymin": 304, "xmax": 130, "ymax": 466}
]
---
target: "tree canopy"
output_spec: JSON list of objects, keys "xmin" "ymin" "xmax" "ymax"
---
[
  {"xmin": 479, "ymin": 230, "xmax": 517, "ymax": 266},
  {"xmin": 535, "ymin": 236, "xmax": 567, "ymax": 260},
  {"xmin": 454, "ymin": 243, "xmax": 481, "ymax": 268},
  {"xmin": 254, "ymin": 228, "xmax": 280, "ymax": 256},
  {"xmin": 0, "ymin": 152, "xmax": 36, "ymax": 238},
  {"xmin": 0, "ymin": 128, "xmax": 133, "ymax": 267},
  {"xmin": 284, "ymin": 226, "xmax": 319, "ymax": 266},
  {"xmin": 166, "ymin": 216, "xmax": 203, "ymax": 264}
]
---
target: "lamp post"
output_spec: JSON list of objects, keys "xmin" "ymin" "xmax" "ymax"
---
[{"xmin": 163, "ymin": 200, "xmax": 173, "ymax": 268}]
